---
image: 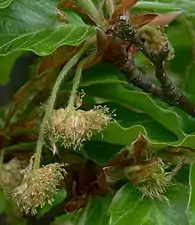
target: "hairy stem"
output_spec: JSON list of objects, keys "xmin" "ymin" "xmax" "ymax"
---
[
  {"xmin": 68, "ymin": 53, "xmax": 97, "ymax": 109},
  {"xmin": 33, "ymin": 41, "xmax": 93, "ymax": 172}
]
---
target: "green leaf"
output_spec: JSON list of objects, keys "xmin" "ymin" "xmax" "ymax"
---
[
  {"xmin": 53, "ymin": 196, "xmax": 112, "ymax": 225},
  {"xmin": 109, "ymin": 183, "xmax": 189, "ymax": 225},
  {"xmin": 105, "ymin": 102, "xmax": 179, "ymax": 143},
  {"xmin": 84, "ymin": 196, "xmax": 111, "ymax": 225},
  {"xmin": 0, "ymin": 191, "xmax": 6, "ymax": 213},
  {"xmin": 81, "ymin": 62, "xmax": 126, "ymax": 86},
  {"xmin": 187, "ymin": 163, "xmax": 195, "ymax": 225},
  {"xmin": 0, "ymin": 0, "xmax": 13, "ymax": 8},
  {"xmin": 0, "ymin": 0, "xmax": 95, "ymax": 56},
  {"xmin": 95, "ymin": 122, "xmax": 147, "ymax": 146},
  {"xmin": 84, "ymin": 83, "xmax": 184, "ymax": 139},
  {"xmin": 61, "ymin": 61, "xmax": 125, "ymax": 92},
  {"xmin": 84, "ymin": 140, "xmax": 123, "ymax": 164},
  {"xmin": 181, "ymin": 135, "xmax": 195, "ymax": 148},
  {"xmin": 134, "ymin": 0, "xmax": 195, "ymax": 16},
  {"xmin": 96, "ymin": 122, "xmax": 195, "ymax": 152},
  {"xmin": 168, "ymin": 21, "xmax": 195, "ymax": 99},
  {"xmin": 65, "ymin": 10, "xmax": 85, "ymax": 24},
  {"xmin": 165, "ymin": 18, "xmax": 195, "ymax": 133},
  {"xmin": 85, "ymin": 124, "xmax": 195, "ymax": 165},
  {"xmin": 0, "ymin": 51, "xmax": 23, "ymax": 84}
]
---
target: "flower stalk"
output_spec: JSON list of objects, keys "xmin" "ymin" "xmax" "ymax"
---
[
  {"xmin": 47, "ymin": 52, "xmax": 112, "ymax": 150},
  {"xmin": 33, "ymin": 40, "xmax": 93, "ymax": 172},
  {"xmin": 67, "ymin": 53, "xmax": 97, "ymax": 110}
]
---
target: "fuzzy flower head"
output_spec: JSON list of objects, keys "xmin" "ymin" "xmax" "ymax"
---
[
  {"xmin": 12, "ymin": 163, "xmax": 66, "ymax": 215},
  {"xmin": 137, "ymin": 163, "xmax": 172, "ymax": 201},
  {"xmin": 125, "ymin": 158, "xmax": 172, "ymax": 201},
  {"xmin": 48, "ymin": 105, "xmax": 113, "ymax": 150}
]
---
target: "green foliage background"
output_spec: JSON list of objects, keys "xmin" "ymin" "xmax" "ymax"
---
[{"xmin": 1, "ymin": 0, "xmax": 195, "ymax": 224}]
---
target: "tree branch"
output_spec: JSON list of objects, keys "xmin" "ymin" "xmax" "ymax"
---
[{"xmin": 101, "ymin": 16, "xmax": 195, "ymax": 117}]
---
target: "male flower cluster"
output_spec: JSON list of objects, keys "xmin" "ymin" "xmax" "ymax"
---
[
  {"xmin": 48, "ymin": 105, "xmax": 113, "ymax": 149},
  {"xmin": 12, "ymin": 163, "xmax": 66, "ymax": 215}
]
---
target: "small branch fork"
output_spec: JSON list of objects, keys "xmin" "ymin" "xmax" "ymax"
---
[{"xmin": 98, "ymin": 15, "xmax": 195, "ymax": 117}]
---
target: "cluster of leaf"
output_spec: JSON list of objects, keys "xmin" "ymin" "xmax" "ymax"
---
[{"xmin": 1, "ymin": 0, "xmax": 195, "ymax": 225}]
